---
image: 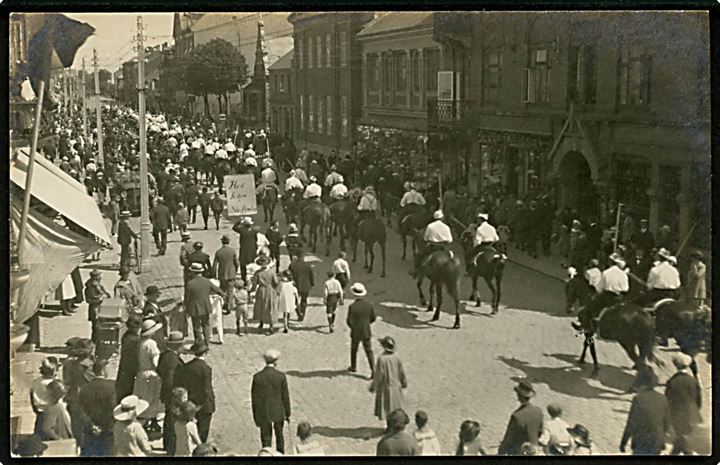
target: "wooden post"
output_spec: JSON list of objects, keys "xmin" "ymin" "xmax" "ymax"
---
[
  {"xmin": 613, "ymin": 202, "xmax": 623, "ymax": 254},
  {"xmin": 93, "ymin": 48, "xmax": 104, "ymax": 163}
]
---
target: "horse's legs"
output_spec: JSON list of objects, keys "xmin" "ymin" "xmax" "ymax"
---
[
  {"xmin": 352, "ymin": 237, "xmax": 358, "ymax": 263},
  {"xmin": 401, "ymin": 234, "xmax": 407, "ymax": 260},
  {"xmin": 470, "ymin": 274, "xmax": 478, "ymax": 303},
  {"xmin": 380, "ymin": 240, "xmax": 386, "ymax": 278},
  {"xmin": 433, "ymin": 283, "xmax": 443, "ymax": 322},
  {"xmin": 368, "ymin": 243, "xmax": 375, "ymax": 273},
  {"xmin": 324, "ymin": 222, "xmax": 330, "ymax": 257},
  {"xmin": 450, "ymin": 282, "xmax": 461, "ymax": 329},
  {"xmin": 485, "ymin": 276, "xmax": 497, "ymax": 314},
  {"xmin": 417, "ymin": 278, "xmax": 426, "ymax": 307},
  {"xmin": 619, "ymin": 339, "xmax": 641, "ymax": 369},
  {"xmin": 494, "ymin": 270, "xmax": 503, "ymax": 312},
  {"xmin": 428, "ymin": 282, "xmax": 437, "ymax": 317}
]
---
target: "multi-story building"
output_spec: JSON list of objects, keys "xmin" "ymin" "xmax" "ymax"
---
[
  {"xmin": 289, "ymin": 12, "xmax": 375, "ymax": 154},
  {"xmin": 268, "ymin": 49, "xmax": 295, "ymax": 138},
  {"xmin": 430, "ymin": 11, "xmax": 710, "ymax": 250}
]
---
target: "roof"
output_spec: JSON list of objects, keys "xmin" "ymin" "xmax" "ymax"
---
[
  {"xmin": 358, "ymin": 12, "xmax": 434, "ymax": 37},
  {"xmin": 268, "ymin": 49, "xmax": 293, "ymax": 71},
  {"xmin": 190, "ymin": 13, "xmax": 257, "ymax": 34}
]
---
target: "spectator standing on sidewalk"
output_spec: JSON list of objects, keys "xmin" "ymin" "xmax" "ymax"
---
[
  {"xmin": 376, "ymin": 409, "xmax": 419, "ymax": 456},
  {"xmin": 108, "ymin": 195, "xmax": 120, "ymax": 237},
  {"xmin": 112, "ymin": 395, "xmax": 153, "ymax": 457},
  {"xmin": 114, "ymin": 267, "xmax": 143, "ymax": 311},
  {"xmin": 134, "ymin": 319, "xmax": 164, "ymax": 434},
  {"xmin": 85, "ymin": 270, "xmax": 110, "ymax": 344},
  {"xmin": 116, "ymin": 315, "xmax": 143, "ymax": 403},
  {"xmin": 370, "ymin": 336, "xmax": 407, "ymax": 421},
  {"xmin": 346, "ymin": 283, "xmax": 375, "ymax": 378},
  {"xmin": 174, "ymin": 342, "xmax": 215, "ymax": 443},
  {"xmin": 288, "ymin": 254, "xmax": 314, "ymax": 321},
  {"xmin": 619, "ymin": 368, "xmax": 671, "ymax": 455},
  {"xmin": 455, "ymin": 419, "xmax": 486, "ymax": 456},
  {"xmin": 686, "ymin": 250, "xmax": 706, "ymax": 307},
  {"xmin": 665, "ymin": 353, "xmax": 702, "ymax": 455},
  {"xmin": 498, "ymin": 381, "xmax": 544, "ymax": 455},
  {"xmin": 41, "ymin": 380, "xmax": 73, "ymax": 441},
  {"xmin": 198, "ymin": 187, "xmax": 211, "ymax": 230},
  {"xmin": 78, "ymin": 358, "xmax": 116, "ymax": 456},
  {"xmin": 30, "ymin": 357, "xmax": 60, "ymax": 436},
  {"xmin": 157, "ymin": 332, "xmax": 185, "ymax": 456},
  {"xmin": 173, "ymin": 401, "xmax": 202, "ymax": 457},
  {"xmin": 251, "ymin": 349, "xmax": 291, "ymax": 455}
]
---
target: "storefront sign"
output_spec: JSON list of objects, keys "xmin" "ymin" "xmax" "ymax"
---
[{"xmin": 225, "ymin": 174, "xmax": 257, "ymax": 216}]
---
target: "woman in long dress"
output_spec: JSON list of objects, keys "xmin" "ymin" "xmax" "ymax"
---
[
  {"xmin": 251, "ymin": 255, "xmax": 279, "ymax": 336},
  {"xmin": 133, "ymin": 319, "xmax": 164, "ymax": 432},
  {"xmin": 370, "ymin": 336, "xmax": 408, "ymax": 421}
]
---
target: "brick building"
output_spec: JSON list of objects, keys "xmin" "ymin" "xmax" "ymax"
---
[
  {"xmin": 430, "ymin": 11, "xmax": 710, "ymax": 249},
  {"xmin": 268, "ymin": 49, "xmax": 295, "ymax": 138}
]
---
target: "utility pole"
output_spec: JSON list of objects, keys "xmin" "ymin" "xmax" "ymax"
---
[
  {"xmin": 93, "ymin": 49, "xmax": 104, "ymax": 163},
  {"xmin": 137, "ymin": 16, "xmax": 151, "ymax": 271},
  {"xmin": 81, "ymin": 58, "xmax": 88, "ymax": 141}
]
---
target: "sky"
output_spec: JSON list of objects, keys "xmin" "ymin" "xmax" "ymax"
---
[{"xmin": 65, "ymin": 13, "xmax": 174, "ymax": 73}]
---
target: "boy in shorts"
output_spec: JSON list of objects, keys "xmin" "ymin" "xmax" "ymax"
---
[{"xmin": 232, "ymin": 277, "xmax": 249, "ymax": 335}]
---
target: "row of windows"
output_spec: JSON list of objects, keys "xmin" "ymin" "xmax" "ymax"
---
[
  {"xmin": 366, "ymin": 48, "xmax": 440, "ymax": 94},
  {"xmin": 298, "ymin": 95, "xmax": 349, "ymax": 137},
  {"xmin": 295, "ymin": 30, "xmax": 349, "ymax": 69},
  {"xmin": 271, "ymin": 73, "xmax": 290, "ymax": 95}
]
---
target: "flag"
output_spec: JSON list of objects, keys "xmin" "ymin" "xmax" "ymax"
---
[{"xmin": 26, "ymin": 13, "xmax": 94, "ymax": 97}]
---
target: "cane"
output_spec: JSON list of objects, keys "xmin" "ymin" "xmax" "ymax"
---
[{"xmin": 286, "ymin": 417, "xmax": 295, "ymax": 455}]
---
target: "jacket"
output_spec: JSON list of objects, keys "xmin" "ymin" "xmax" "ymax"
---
[
  {"xmin": 175, "ymin": 357, "xmax": 215, "ymax": 414},
  {"xmin": 151, "ymin": 204, "xmax": 172, "ymax": 230},
  {"xmin": 233, "ymin": 223, "xmax": 258, "ymax": 265},
  {"xmin": 251, "ymin": 366, "xmax": 291, "ymax": 426},
  {"xmin": 213, "ymin": 245, "xmax": 239, "ymax": 281},
  {"xmin": 117, "ymin": 220, "xmax": 137, "ymax": 246},
  {"xmin": 186, "ymin": 250, "xmax": 212, "ymax": 278},
  {"xmin": 376, "ymin": 431, "xmax": 420, "ymax": 456},
  {"xmin": 184, "ymin": 184, "xmax": 200, "ymax": 207},
  {"xmin": 157, "ymin": 350, "xmax": 184, "ymax": 406},
  {"xmin": 289, "ymin": 260, "xmax": 314, "ymax": 293},
  {"xmin": 115, "ymin": 331, "xmax": 140, "ymax": 402},
  {"xmin": 620, "ymin": 388, "xmax": 671, "ymax": 453},
  {"xmin": 347, "ymin": 299, "xmax": 376, "ymax": 340},
  {"xmin": 198, "ymin": 192, "xmax": 212, "ymax": 210},
  {"xmin": 665, "ymin": 371, "xmax": 702, "ymax": 434},
  {"xmin": 184, "ymin": 275, "xmax": 224, "ymax": 317},
  {"xmin": 78, "ymin": 377, "xmax": 116, "ymax": 432},
  {"xmin": 497, "ymin": 402, "xmax": 544, "ymax": 455}
]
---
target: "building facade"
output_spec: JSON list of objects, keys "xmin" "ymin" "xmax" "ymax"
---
[
  {"xmin": 430, "ymin": 11, "xmax": 710, "ymax": 249},
  {"xmin": 289, "ymin": 12, "xmax": 375, "ymax": 154},
  {"xmin": 268, "ymin": 49, "xmax": 295, "ymax": 138}
]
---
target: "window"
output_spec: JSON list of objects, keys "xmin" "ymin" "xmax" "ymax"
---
[
  {"xmin": 411, "ymin": 50, "xmax": 421, "ymax": 92},
  {"xmin": 317, "ymin": 97, "xmax": 324, "ymax": 134},
  {"xmin": 315, "ymin": 36, "xmax": 323, "ymax": 70},
  {"xmin": 306, "ymin": 37, "xmax": 312, "ymax": 68},
  {"xmin": 326, "ymin": 95, "xmax": 333, "ymax": 135},
  {"xmin": 618, "ymin": 45, "xmax": 652, "ymax": 105},
  {"xmin": 341, "ymin": 95, "xmax": 348, "ymax": 137},
  {"xmin": 483, "ymin": 50, "xmax": 502, "ymax": 103},
  {"xmin": 522, "ymin": 48, "xmax": 549, "ymax": 103},
  {"xmin": 394, "ymin": 51, "xmax": 408, "ymax": 92},
  {"xmin": 297, "ymin": 36, "xmax": 303, "ymax": 68},
  {"xmin": 279, "ymin": 74, "xmax": 286, "ymax": 93},
  {"xmin": 308, "ymin": 95, "xmax": 314, "ymax": 131},
  {"xmin": 424, "ymin": 48, "xmax": 440, "ymax": 93},
  {"xmin": 340, "ymin": 30, "xmax": 348, "ymax": 67},
  {"xmin": 325, "ymin": 33, "xmax": 332, "ymax": 68},
  {"xmin": 615, "ymin": 159, "xmax": 650, "ymax": 215},
  {"xmin": 569, "ymin": 45, "xmax": 597, "ymax": 105},
  {"xmin": 299, "ymin": 95, "xmax": 305, "ymax": 130},
  {"xmin": 367, "ymin": 54, "xmax": 380, "ymax": 90},
  {"xmin": 382, "ymin": 53, "xmax": 393, "ymax": 92}
]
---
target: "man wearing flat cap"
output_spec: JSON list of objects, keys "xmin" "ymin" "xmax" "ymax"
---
[
  {"xmin": 665, "ymin": 353, "xmax": 702, "ymax": 455},
  {"xmin": 498, "ymin": 380, "xmax": 544, "ymax": 455},
  {"xmin": 251, "ymin": 349, "xmax": 291, "ymax": 454}
]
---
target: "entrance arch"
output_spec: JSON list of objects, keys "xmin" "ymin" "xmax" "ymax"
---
[{"xmin": 558, "ymin": 151, "xmax": 597, "ymax": 219}]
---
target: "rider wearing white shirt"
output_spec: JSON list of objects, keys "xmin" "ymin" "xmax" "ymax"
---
[
  {"xmin": 572, "ymin": 253, "xmax": 629, "ymax": 332},
  {"xmin": 414, "ymin": 210, "xmax": 453, "ymax": 277},
  {"xmin": 304, "ymin": 177, "xmax": 322, "ymax": 200},
  {"xmin": 400, "ymin": 184, "xmax": 426, "ymax": 207},
  {"xmin": 261, "ymin": 166, "xmax": 277, "ymax": 185},
  {"xmin": 357, "ymin": 186, "xmax": 380, "ymax": 220},
  {"xmin": 324, "ymin": 167, "xmax": 343, "ymax": 187},
  {"xmin": 243, "ymin": 145, "xmax": 256, "ymax": 159},
  {"xmin": 329, "ymin": 179, "xmax": 348, "ymax": 200},
  {"xmin": 285, "ymin": 171, "xmax": 304, "ymax": 192},
  {"xmin": 646, "ymin": 249, "xmax": 681, "ymax": 302}
]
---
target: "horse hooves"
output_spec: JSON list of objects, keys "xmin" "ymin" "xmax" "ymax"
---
[
  {"xmin": 380, "ymin": 273, "xmax": 386, "ymax": 278},
  {"xmin": 590, "ymin": 369, "xmax": 599, "ymax": 379},
  {"xmin": 426, "ymin": 306, "xmax": 434, "ymax": 313},
  {"xmin": 430, "ymin": 315, "xmax": 439, "ymax": 322}
]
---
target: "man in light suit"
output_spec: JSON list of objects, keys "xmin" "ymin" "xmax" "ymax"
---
[{"xmin": 251, "ymin": 349, "xmax": 291, "ymax": 454}]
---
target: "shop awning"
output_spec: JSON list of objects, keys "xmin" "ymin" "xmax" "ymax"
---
[{"xmin": 10, "ymin": 147, "xmax": 112, "ymax": 245}]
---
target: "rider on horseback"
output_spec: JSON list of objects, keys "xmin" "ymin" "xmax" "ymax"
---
[
  {"xmin": 399, "ymin": 182, "xmax": 425, "ymax": 217},
  {"xmin": 328, "ymin": 175, "xmax": 348, "ymax": 203},
  {"xmin": 572, "ymin": 252, "xmax": 629, "ymax": 332},
  {"xmin": 285, "ymin": 169, "xmax": 304, "ymax": 193},
  {"xmin": 645, "ymin": 248, "xmax": 681, "ymax": 303},
  {"xmin": 303, "ymin": 176, "xmax": 322, "ymax": 202},
  {"xmin": 472, "ymin": 213, "xmax": 503, "ymax": 267},
  {"xmin": 413, "ymin": 210, "xmax": 453, "ymax": 277},
  {"xmin": 324, "ymin": 165, "xmax": 343, "ymax": 189},
  {"xmin": 357, "ymin": 186, "xmax": 380, "ymax": 221}
]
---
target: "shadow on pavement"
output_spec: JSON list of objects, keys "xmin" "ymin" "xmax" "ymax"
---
[
  {"xmin": 497, "ymin": 355, "xmax": 633, "ymax": 400},
  {"xmin": 290, "ymin": 324, "xmax": 327, "ymax": 333},
  {"xmin": 285, "ymin": 369, "xmax": 366, "ymax": 380},
  {"xmin": 546, "ymin": 353, "xmax": 637, "ymax": 393},
  {"xmin": 312, "ymin": 426, "xmax": 385, "ymax": 440},
  {"xmin": 375, "ymin": 302, "xmax": 435, "ymax": 330}
]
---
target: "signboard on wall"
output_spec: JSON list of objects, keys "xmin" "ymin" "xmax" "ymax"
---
[
  {"xmin": 437, "ymin": 71, "xmax": 454, "ymax": 101},
  {"xmin": 224, "ymin": 174, "xmax": 257, "ymax": 216}
]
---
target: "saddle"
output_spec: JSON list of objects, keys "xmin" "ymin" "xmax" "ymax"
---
[{"xmin": 472, "ymin": 248, "xmax": 505, "ymax": 268}]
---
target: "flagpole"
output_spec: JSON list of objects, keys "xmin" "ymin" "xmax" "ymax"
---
[{"xmin": 17, "ymin": 80, "xmax": 46, "ymax": 264}]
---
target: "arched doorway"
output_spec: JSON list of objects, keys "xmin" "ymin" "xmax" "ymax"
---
[{"xmin": 558, "ymin": 151, "xmax": 597, "ymax": 220}]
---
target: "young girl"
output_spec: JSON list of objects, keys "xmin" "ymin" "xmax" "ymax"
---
[
  {"xmin": 173, "ymin": 401, "xmax": 202, "ymax": 457},
  {"xmin": 413, "ymin": 410, "xmax": 441, "ymax": 455},
  {"xmin": 455, "ymin": 420, "xmax": 486, "ymax": 456},
  {"xmin": 277, "ymin": 270, "xmax": 299, "ymax": 333},
  {"xmin": 41, "ymin": 380, "xmax": 73, "ymax": 440},
  {"xmin": 232, "ymin": 277, "xmax": 249, "ymax": 335}
]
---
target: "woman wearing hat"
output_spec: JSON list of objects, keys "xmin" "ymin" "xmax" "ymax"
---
[
  {"xmin": 112, "ymin": 395, "xmax": 153, "ymax": 456},
  {"xmin": 251, "ymin": 255, "xmax": 280, "ymax": 335},
  {"xmin": 133, "ymin": 319, "xmax": 164, "ymax": 433},
  {"xmin": 686, "ymin": 250, "xmax": 706, "ymax": 307},
  {"xmin": 568, "ymin": 424, "xmax": 595, "ymax": 455},
  {"xmin": 370, "ymin": 336, "xmax": 408, "ymax": 422},
  {"xmin": 114, "ymin": 267, "xmax": 143, "ymax": 311}
]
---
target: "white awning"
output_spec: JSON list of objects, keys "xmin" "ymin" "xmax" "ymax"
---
[{"xmin": 10, "ymin": 147, "xmax": 112, "ymax": 245}]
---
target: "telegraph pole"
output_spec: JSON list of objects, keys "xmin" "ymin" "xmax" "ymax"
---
[
  {"xmin": 93, "ymin": 49, "xmax": 104, "ymax": 163},
  {"xmin": 137, "ymin": 16, "xmax": 151, "ymax": 270},
  {"xmin": 81, "ymin": 58, "xmax": 88, "ymax": 141}
]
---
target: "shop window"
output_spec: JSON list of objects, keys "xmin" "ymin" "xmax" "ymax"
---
[
  {"xmin": 325, "ymin": 33, "xmax": 332, "ymax": 68},
  {"xmin": 615, "ymin": 159, "xmax": 650, "ymax": 215},
  {"xmin": 618, "ymin": 44, "xmax": 652, "ymax": 106},
  {"xmin": 569, "ymin": 45, "xmax": 597, "ymax": 105},
  {"xmin": 522, "ymin": 48, "xmax": 549, "ymax": 103},
  {"xmin": 367, "ymin": 54, "xmax": 380, "ymax": 91},
  {"xmin": 394, "ymin": 51, "xmax": 408, "ymax": 92},
  {"xmin": 383, "ymin": 53, "xmax": 393, "ymax": 92},
  {"xmin": 483, "ymin": 50, "xmax": 501, "ymax": 103},
  {"xmin": 340, "ymin": 30, "xmax": 348, "ymax": 67}
]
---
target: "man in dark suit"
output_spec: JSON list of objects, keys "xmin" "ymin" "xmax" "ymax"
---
[
  {"xmin": 288, "ymin": 254, "xmax": 314, "ymax": 321},
  {"xmin": 115, "ymin": 314, "xmax": 142, "ymax": 403},
  {"xmin": 213, "ymin": 235, "xmax": 239, "ymax": 311},
  {"xmin": 184, "ymin": 263, "xmax": 226, "ymax": 346},
  {"xmin": 233, "ymin": 217, "xmax": 258, "ymax": 282},
  {"xmin": 186, "ymin": 241, "xmax": 212, "ymax": 278},
  {"xmin": 175, "ymin": 342, "xmax": 215, "ymax": 442},
  {"xmin": 151, "ymin": 197, "xmax": 172, "ymax": 255},
  {"xmin": 117, "ymin": 211, "xmax": 137, "ymax": 269},
  {"xmin": 78, "ymin": 358, "xmax": 116, "ymax": 456},
  {"xmin": 620, "ymin": 368, "xmax": 671, "ymax": 455},
  {"xmin": 665, "ymin": 354, "xmax": 702, "ymax": 455},
  {"xmin": 251, "ymin": 350, "xmax": 291, "ymax": 454},
  {"xmin": 498, "ymin": 381, "xmax": 544, "ymax": 455},
  {"xmin": 198, "ymin": 186, "xmax": 212, "ymax": 230},
  {"xmin": 158, "ymin": 331, "xmax": 185, "ymax": 455},
  {"xmin": 346, "ymin": 283, "xmax": 376, "ymax": 378},
  {"xmin": 185, "ymin": 180, "xmax": 200, "ymax": 224},
  {"xmin": 631, "ymin": 219, "xmax": 655, "ymax": 256}
]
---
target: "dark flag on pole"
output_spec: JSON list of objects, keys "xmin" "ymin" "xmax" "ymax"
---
[{"xmin": 26, "ymin": 13, "xmax": 94, "ymax": 100}]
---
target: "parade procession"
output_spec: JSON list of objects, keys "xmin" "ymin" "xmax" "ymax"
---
[{"xmin": 7, "ymin": 10, "xmax": 713, "ymax": 459}]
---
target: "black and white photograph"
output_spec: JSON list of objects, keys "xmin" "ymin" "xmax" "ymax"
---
[{"xmin": 7, "ymin": 9, "xmax": 713, "ymax": 458}]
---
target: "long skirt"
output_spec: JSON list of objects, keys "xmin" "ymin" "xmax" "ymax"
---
[
  {"xmin": 133, "ymin": 370, "xmax": 164, "ymax": 419},
  {"xmin": 254, "ymin": 286, "xmax": 279, "ymax": 325}
]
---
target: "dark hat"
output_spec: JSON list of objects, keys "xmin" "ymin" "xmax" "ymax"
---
[
  {"xmin": 193, "ymin": 241, "xmax": 203, "ymax": 249},
  {"xmin": 690, "ymin": 249, "xmax": 704, "ymax": 260},
  {"xmin": 89, "ymin": 269, "xmax": 102, "ymax": 278},
  {"xmin": 144, "ymin": 285, "xmax": 161, "ymax": 296},
  {"xmin": 221, "ymin": 235, "xmax": 230, "ymax": 244},
  {"xmin": 386, "ymin": 409, "xmax": 410, "ymax": 430},
  {"xmin": 185, "ymin": 341, "xmax": 209, "ymax": 356},
  {"xmin": 379, "ymin": 336, "xmax": 395, "ymax": 351},
  {"xmin": 514, "ymin": 380, "xmax": 536, "ymax": 398},
  {"xmin": 633, "ymin": 366, "xmax": 659, "ymax": 389},
  {"xmin": 14, "ymin": 434, "xmax": 48, "ymax": 457},
  {"xmin": 65, "ymin": 336, "xmax": 82, "ymax": 349},
  {"xmin": 255, "ymin": 255, "xmax": 271, "ymax": 266},
  {"xmin": 567, "ymin": 424, "xmax": 591, "ymax": 448}
]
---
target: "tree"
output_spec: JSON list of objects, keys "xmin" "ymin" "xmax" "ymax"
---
[{"xmin": 98, "ymin": 69, "xmax": 114, "ymax": 96}]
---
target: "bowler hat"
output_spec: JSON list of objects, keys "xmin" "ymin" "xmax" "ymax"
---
[
  {"xmin": 144, "ymin": 285, "xmax": 161, "ymax": 296},
  {"xmin": 221, "ymin": 235, "xmax": 230, "ymax": 244},
  {"xmin": 379, "ymin": 336, "xmax": 396, "ymax": 351},
  {"xmin": 185, "ymin": 341, "xmax": 209, "ymax": 356},
  {"xmin": 514, "ymin": 380, "xmax": 536, "ymax": 398}
]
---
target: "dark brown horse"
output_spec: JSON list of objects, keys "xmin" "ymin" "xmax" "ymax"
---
[
  {"xmin": 461, "ymin": 233, "xmax": 505, "ymax": 314},
  {"xmin": 351, "ymin": 215, "xmax": 387, "ymax": 277},
  {"xmin": 300, "ymin": 200, "xmax": 331, "ymax": 255},
  {"xmin": 328, "ymin": 198, "xmax": 355, "ymax": 252},
  {"xmin": 398, "ymin": 208, "xmax": 430, "ymax": 260},
  {"xmin": 413, "ymin": 232, "xmax": 463, "ymax": 328},
  {"xmin": 282, "ymin": 189, "xmax": 302, "ymax": 227},
  {"xmin": 259, "ymin": 184, "xmax": 279, "ymax": 223},
  {"xmin": 653, "ymin": 298, "xmax": 711, "ymax": 376}
]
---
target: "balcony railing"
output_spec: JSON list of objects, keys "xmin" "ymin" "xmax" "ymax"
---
[{"xmin": 427, "ymin": 98, "xmax": 477, "ymax": 126}]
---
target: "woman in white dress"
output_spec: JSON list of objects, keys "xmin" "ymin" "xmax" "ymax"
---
[{"xmin": 133, "ymin": 319, "xmax": 164, "ymax": 433}]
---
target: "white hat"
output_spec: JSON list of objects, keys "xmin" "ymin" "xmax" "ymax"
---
[
  {"xmin": 672, "ymin": 353, "xmax": 692, "ymax": 369},
  {"xmin": 656, "ymin": 248, "xmax": 672, "ymax": 261},
  {"xmin": 189, "ymin": 263, "xmax": 205, "ymax": 273},
  {"xmin": 113, "ymin": 395, "xmax": 149, "ymax": 421},
  {"xmin": 477, "ymin": 212, "xmax": 489, "ymax": 221},
  {"xmin": 140, "ymin": 319, "xmax": 163, "ymax": 337},
  {"xmin": 433, "ymin": 210, "xmax": 444, "ymax": 220},
  {"xmin": 241, "ymin": 216, "xmax": 253, "ymax": 225},
  {"xmin": 245, "ymin": 157, "xmax": 257, "ymax": 167},
  {"xmin": 350, "ymin": 282, "xmax": 367, "ymax": 297}
]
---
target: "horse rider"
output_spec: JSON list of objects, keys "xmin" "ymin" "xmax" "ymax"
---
[
  {"xmin": 328, "ymin": 175, "xmax": 348, "ymax": 204},
  {"xmin": 295, "ymin": 164, "xmax": 309, "ymax": 186},
  {"xmin": 400, "ymin": 182, "xmax": 426, "ymax": 215},
  {"xmin": 572, "ymin": 252, "xmax": 629, "ymax": 332},
  {"xmin": 472, "ymin": 213, "xmax": 502, "ymax": 266},
  {"xmin": 224, "ymin": 138, "xmax": 237, "ymax": 155},
  {"xmin": 413, "ymin": 209, "xmax": 453, "ymax": 277},
  {"xmin": 645, "ymin": 247, "xmax": 681, "ymax": 303},
  {"xmin": 303, "ymin": 176, "xmax": 322, "ymax": 202},
  {"xmin": 243, "ymin": 143, "xmax": 256, "ymax": 160},
  {"xmin": 357, "ymin": 185, "xmax": 381, "ymax": 221},
  {"xmin": 325, "ymin": 165, "xmax": 344, "ymax": 189},
  {"xmin": 285, "ymin": 169, "xmax": 304, "ymax": 196},
  {"xmin": 261, "ymin": 158, "xmax": 278, "ymax": 185}
]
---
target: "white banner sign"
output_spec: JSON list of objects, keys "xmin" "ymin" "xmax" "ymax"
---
[{"xmin": 225, "ymin": 174, "xmax": 257, "ymax": 216}]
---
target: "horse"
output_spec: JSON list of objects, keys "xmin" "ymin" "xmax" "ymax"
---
[
  {"xmin": 564, "ymin": 268, "xmax": 595, "ymax": 314},
  {"xmin": 201, "ymin": 155, "xmax": 215, "ymax": 186},
  {"xmin": 258, "ymin": 184, "xmax": 279, "ymax": 223},
  {"xmin": 351, "ymin": 214, "xmax": 387, "ymax": 277},
  {"xmin": 460, "ymin": 233, "xmax": 505, "ymax": 313},
  {"xmin": 328, "ymin": 197, "xmax": 355, "ymax": 252},
  {"xmin": 413, "ymin": 234, "xmax": 463, "ymax": 328},
  {"xmin": 214, "ymin": 158, "xmax": 231, "ymax": 194},
  {"xmin": 188, "ymin": 149, "xmax": 203, "ymax": 182},
  {"xmin": 653, "ymin": 299, "xmax": 712, "ymax": 376},
  {"xmin": 300, "ymin": 200, "xmax": 331, "ymax": 256},
  {"xmin": 398, "ymin": 207, "xmax": 430, "ymax": 260},
  {"xmin": 282, "ymin": 189, "xmax": 302, "ymax": 226},
  {"xmin": 577, "ymin": 302, "xmax": 660, "ymax": 379}
]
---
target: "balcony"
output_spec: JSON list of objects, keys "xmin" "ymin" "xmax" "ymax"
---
[{"xmin": 427, "ymin": 98, "xmax": 476, "ymax": 127}]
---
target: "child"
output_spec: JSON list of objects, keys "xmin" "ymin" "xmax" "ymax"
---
[
  {"xmin": 30, "ymin": 357, "xmax": 60, "ymax": 436},
  {"xmin": 295, "ymin": 421, "xmax": 325, "ymax": 455},
  {"xmin": 323, "ymin": 271, "xmax": 344, "ymax": 333},
  {"xmin": 173, "ymin": 401, "xmax": 202, "ymax": 457},
  {"xmin": 208, "ymin": 278, "xmax": 225, "ymax": 344},
  {"xmin": 497, "ymin": 224, "xmax": 510, "ymax": 255},
  {"xmin": 41, "ymin": 380, "xmax": 72, "ymax": 440},
  {"xmin": 539, "ymin": 402, "xmax": 572, "ymax": 455},
  {"xmin": 174, "ymin": 202, "xmax": 190, "ymax": 235},
  {"xmin": 413, "ymin": 410, "xmax": 441, "ymax": 455},
  {"xmin": 277, "ymin": 270, "xmax": 299, "ymax": 334},
  {"xmin": 232, "ymin": 277, "xmax": 249, "ymax": 336}
]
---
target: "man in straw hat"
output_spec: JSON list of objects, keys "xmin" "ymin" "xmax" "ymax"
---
[
  {"xmin": 347, "ymin": 283, "xmax": 376, "ymax": 378},
  {"xmin": 117, "ymin": 210, "xmax": 138, "ymax": 270},
  {"xmin": 620, "ymin": 368, "xmax": 670, "ymax": 455},
  {"xmin": 185, "ymin": 262, "xmax": 226, "ymax": 346},
  {"xmin": 646, "ymin": 247, "xmax": 681, "ymax": 303},
  {"xmin": 572, "ymin": 252, "xmax": 629, "ymax": 332},
  {"xmin": 85, "ymin": 269, "xmax": 110, "ymax": 344},
  {"xmin": 157, "ymin": 331, "xmax": 186, "ymax": 455},
  {"xmin": 665, "ymin": 353, "xmax": 702, "ymax": 455},
  {"xmin": 251, "ymin": 349, "xmax": 291, "ymax": 454},
  {"xmin": 370, "ymin": 336, "xmax": 408, "ymax": 422},
  {"xmin": 112, "ymin": 395, "xmax": 153, "ymax": 456},
  {"xmin": 413, "ymin": 209, "xmax": 453, "ymax": 278},
  {"xmin": 498, "ymin": 380, "xmax": 544, "ymax": 455},
  {"xmin": 175, "ymin": 341, "xmax": 215, "ymax": 442}
]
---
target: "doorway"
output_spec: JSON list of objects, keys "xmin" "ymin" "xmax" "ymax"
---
[{"xmin": 559, "ymin": 151, "xmax": 597, "ymax": 220}]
